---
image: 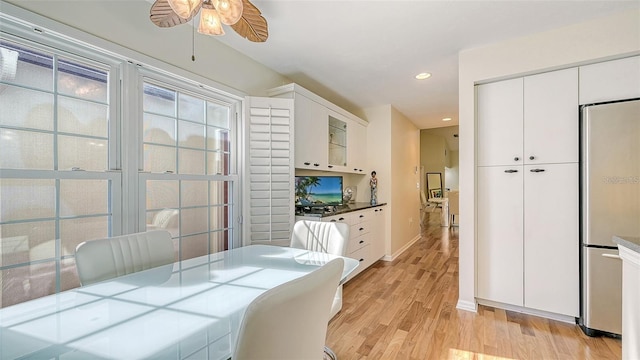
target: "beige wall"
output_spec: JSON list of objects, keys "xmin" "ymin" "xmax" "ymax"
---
[
  {"xmin": 457, "ymin": 8, "xmax": 640, "ymax": 310},
  {"xmin": 445, "ymin": 150, "xmax": 459, "ymax": 191},
  {"xmin": 361, "ymin": 105, "xmax": 421, "ymax": 258},
  {"xmin": 420, "ymin": 130, "xmax": 448, "ymax": 198}
]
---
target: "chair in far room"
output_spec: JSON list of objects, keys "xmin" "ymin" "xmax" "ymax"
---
[
  {"xmin": 75, "ymin": 230, "xmax": 175, "ymax": 286},
  {"xmin": 233, "ymin": 258, "xmax": 344, "ymax": 360}
]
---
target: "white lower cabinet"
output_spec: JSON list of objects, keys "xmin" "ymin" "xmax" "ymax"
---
[
  {"xmin": 297, "ymin": 205, "xmax": 386, "ymax": 281},
  {"xmin": 477, "ymin": 163, "xmax": 579, "ymax": 317}
]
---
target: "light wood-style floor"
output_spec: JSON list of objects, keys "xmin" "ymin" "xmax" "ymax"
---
[{"xmin": 326, "ymin": 212, "xmax": 621, "ymax": 360}]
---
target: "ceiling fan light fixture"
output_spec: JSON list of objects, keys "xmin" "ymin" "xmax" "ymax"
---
[
  {"xmin": 167, "ymin": 0, "xmax": 202, "ymax": 19},
  {"xmin": 198, "ymin": 4, "xmax": 225, "ymax": 35},
  {"xmin": 214, "ymin": 0, "xmax": 243, "ymax": 25}
]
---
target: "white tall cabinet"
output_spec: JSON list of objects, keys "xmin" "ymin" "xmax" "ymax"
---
[{"xmin": 476, "ymin": 68, "xmax": 579, "ymax": 318}]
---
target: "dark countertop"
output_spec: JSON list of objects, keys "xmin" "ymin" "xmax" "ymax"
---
[
  {"xmin": 295, "ymin": 202, "xmax": 387, "ymax": 218},
  {"xmin": 613, "ymin": 235, "xmax": 640, "ymax": 254}
]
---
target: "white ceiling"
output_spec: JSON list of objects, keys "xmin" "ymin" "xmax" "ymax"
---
[{"xmin": 214, "ymin": 0, "xmax": 639, "ymax": 129}]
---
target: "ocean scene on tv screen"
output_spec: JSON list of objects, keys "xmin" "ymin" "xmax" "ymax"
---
[{"xmin": 295, "ymin": 176, "xmax": 343, "ymax": 206}]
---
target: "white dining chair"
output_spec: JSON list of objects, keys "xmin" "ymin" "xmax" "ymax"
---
[
  {"xmin": 75, "ymin": 230, "xmax": 175, "ymax": 286},
  {"xmin": 233, "ymin": 258, "xmax": 344, "ymax": 360},
  {"xmin": 290, "ymin": 220, "xmax": 350, "ymax": 319}
]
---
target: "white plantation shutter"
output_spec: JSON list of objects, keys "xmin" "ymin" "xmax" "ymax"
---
[{"xmin": 244, "ymin": 97, "xmax": 294, "ymax": 246}]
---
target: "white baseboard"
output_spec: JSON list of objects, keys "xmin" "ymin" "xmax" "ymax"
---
[
  {"xmin": 476, "ymin": 298, "xmax": 577, "ymax": 324},
  {"xmin": 456, "ymin": 299, "xmax": 478, "ymax": 313},
  {"xmin": 382, "ymin": 234, "xmax": 421, "ymax": 262}
]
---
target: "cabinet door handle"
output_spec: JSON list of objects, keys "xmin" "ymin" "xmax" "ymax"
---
[
  {"xmin": 339, "ymin": 217, "xmax": 345, "ymax": 221},
  {"xmin": 304, "ymin": 162, "xmax": 311, "ymax": 165},
  {"xmin": 504, "ymin": 169, "xmax": 518, "ymax": 173},
  {"xmin": 313, "ymin": 163, "xmax": 320, "ymax": 167},
  {"xmin": 359, "ymin": 227, "xmax": 364, "ymax": 231},
  {"xmin": 529, "ymin": 156, "xmax": 535, "ymax": 160},
  {"xmin": 330, "ymin": 219, "xmax": 337, "ymax": 222},
  {"xmin": 328, "ymin": 165, "xmax": 333, "ymax": 168},
  {"xmin": 359, "ymin": 258, "xmax": 364, "ymax": 262},
  {"xmin": 359, "ymin": 240, "xmax": 364, "ymax": 244},
  {"xmin": 354, "ymin": 168, "xmax": 358, "ymax": 171},
  {"xmin": 359, "ymin": 214, "xmax": 364, "ymax": 218},
  {"xmin": 530, "ymin": 169, "xmax": 545, "ymax": 173},
  {"xmin": 514, "ymin": 157, "xmax": 520, "ymax": 161}
]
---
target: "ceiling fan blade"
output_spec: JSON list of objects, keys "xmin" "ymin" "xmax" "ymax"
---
[
  {"xmin": 230, "ymin": 0, "xmax": 268, "ymax": 42},
  {"xmin": 150, "ymin": 0, "xmax": 201, "ymax": 28}
]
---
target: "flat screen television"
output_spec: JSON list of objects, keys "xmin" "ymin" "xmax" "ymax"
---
[{"xmin": 295, "ymin": 176, "xmax": 343, "ymax": 207}]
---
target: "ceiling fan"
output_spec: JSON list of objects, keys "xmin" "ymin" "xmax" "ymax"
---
[{"xmin": 149, "ymin": 0, "xmax": 268, "ymax": 42}]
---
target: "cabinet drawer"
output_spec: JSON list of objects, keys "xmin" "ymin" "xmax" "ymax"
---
[
  {"xmin": 348, "ymin": 233, "xmax": 370, "ymax": 254},
  {"xmin": 350, "ymin": 222, "xmax": 371, "ymax": 239},
  {"xmin": 323, "ymin": 213, "xmax": 352, "ymax": 225},
  {"xmin": 352, "ymin": 211, "xmax": 370, "ymax": 224}
]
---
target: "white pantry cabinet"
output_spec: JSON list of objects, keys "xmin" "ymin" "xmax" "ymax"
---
[
  {"xmin": 347, "ymin": 120, "xmax": 367, "ymax": 174},
  {"xmin": 477, "ymin": 165, "xmax": 524, "ymax": 306},
  {"xmin": 523, "ymin": 163, "xmax": 579, "ymax": 317},
  {"xmin": 476, "ymin": 68, "xmax": 579, "ymax": 318}
]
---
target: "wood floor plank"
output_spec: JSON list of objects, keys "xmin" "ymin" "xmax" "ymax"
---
[{"xmin": 326, "ymin": 212, "xmax": 621, "ymax": 359}]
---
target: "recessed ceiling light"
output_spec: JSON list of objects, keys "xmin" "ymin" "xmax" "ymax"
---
[
  {"xmin": 442, "ymin": 117, "xmax": 452, "ymax": 121},
  {"xmin": 415, "ymin": 72, "xmax": 431, "ymax": 80}
]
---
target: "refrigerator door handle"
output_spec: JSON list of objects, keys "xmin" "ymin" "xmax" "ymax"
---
[{"xmin": 601, "ymin": 253, "xmax": 621, "ymax": 260}]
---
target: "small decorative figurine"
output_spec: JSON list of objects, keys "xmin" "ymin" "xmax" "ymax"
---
[{"xmin": 370, "ymin": 170, "xmax": 378, "ymax": 205}]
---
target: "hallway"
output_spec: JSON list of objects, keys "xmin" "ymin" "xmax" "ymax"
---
[{"xmin": 325, "ymin": 212, "xmax": 621, "ymax": 359}]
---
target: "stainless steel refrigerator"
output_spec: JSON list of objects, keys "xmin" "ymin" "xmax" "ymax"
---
[{"xmin": 580, "ymin": 98, "xmax": 640, "ymax": 337}]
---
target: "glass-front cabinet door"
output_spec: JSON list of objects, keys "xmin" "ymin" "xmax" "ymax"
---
[{"xmin": 328, "ymin": 115, "xmax": 347, "ymax": 168}]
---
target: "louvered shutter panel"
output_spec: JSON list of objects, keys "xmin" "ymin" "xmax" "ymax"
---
[{"xmin": 244, "ymin": 97, "xmax": 294, "ymax": 246}]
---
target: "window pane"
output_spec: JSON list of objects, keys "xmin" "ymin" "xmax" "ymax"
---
[
  {"xmin": 1, "ymin": 262, "xmax": 56, "ymax": 307},
  {"xmin": 58, "ymin": 96, "xmax": 108, "ymax": 137},
  {"xmin": 58, "ymin": 135, "xmax": 107, "ymax": 171},
  {"xmin": 144, "ymin": 113, "xmax": 176, "ymax": 146},
  {"xmin": 146, "ymin": 180, "xmax": 179, "ymax": 210},
  {"xmin": 179, "ymin": 93, "xmax": 204, "ymax": 123},
  {"xmin": 143, "ymin": 83, "xmax": 175, "ymax": 117},
  {"xmin": 210, "ymin": 205, "xmax": 228, "ymax": 230},
  {"xmin": 60, "ymin": 216, "xmax": 109, "ymax": 256},
  {"xmin": 178, "ymin": 148, "xmax": 205, "ymax": 175},
  {"xmin": 179, "ymin": 120, "xmax": 205, "ymax": 149},
  {"xmin": 146, "ymin": 208, "xmax": 179, "ymax": 237},
  {"xmin": 0, "ymin": 41, "xmax": 53, "ymax": 90},
  {"xmin": 0, "ymin": 128, "xmax": 54, "ymax": 170},
  {"xmin": 181, "ymin": 207, "xmax": 208, "ymax": 236},
  {"xmin": 0, "ymin": 221, "xmax": 55, "ymax": 266},
  {"xmin": 58, "ymin": 58, "xmax": 108, "ymax": 103},
  {"xmin": 207, "ymin": 102, "xmax": 229, "ymax": 129},
  {"xmin": 181, "ymin": 180, "xmax": 207, "ymax": 207},
  {"xmin": 207, "ymin": 152, "xmax": 230, "ymax": 175},
  {"xmin": 209, "ymin": 181, "xmax": 229, "ymax": 205},
  {"xmin": 144, "ymin": 144, "xmax": 176, "ymax": 173},
  {"xmin": 210, "ymin": 229, "xmax": 229, "ymax": 253},
  {"xmin": 181, "ymin": 233, "xmax": 208, "ymax": 260},
  {"xmin": 60, "ymin": 179, "xmax": 109, "ymax": 216},
  {"xmin": 0, "ymin": 85, "xmax": 54, "ymax": 131},
  {"xmin": 0, "ymin": 179, "xmax": 55, "ymax": 221},
  {"xmin": 206, "ymin": 127, "xmax": 229, "ymax": 152}
]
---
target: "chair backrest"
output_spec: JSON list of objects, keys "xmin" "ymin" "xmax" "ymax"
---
[
  {"xmin": 448, "ymin": 191, "xmax": 460, "ymax": 216},
  {"xmin": 290, "ymin": 220, "xmax": 350, "ymax": 256},
  {"xmin": 233, "ymin": 258, "xmax": 344, "ymax": 360},
  {"xmin": 75, "ymin": 230, "xmax": 175, "ymax": 286}
]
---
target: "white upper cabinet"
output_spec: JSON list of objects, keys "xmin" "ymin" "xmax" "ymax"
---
[
  {"xmin": 347, "ymin": 118, "xmax": 367, "ymax": 174},
  {"xmin": 269, "ymin": 83, "xmax": 368, "ymax": 174},
  {"xmin": 579, "ymin": 56, "xmax": 640, "ymax": 105},
  {"xmin": 293, "ymin": 94, "xmax": 328, "ymax": 170},
  {"xmin": 524, "ymin": 68, "xmax": 578, "ymax": 164},
  {"xmin": 477, "ymin": 78, "xmax": 524, "ymax": 167}
]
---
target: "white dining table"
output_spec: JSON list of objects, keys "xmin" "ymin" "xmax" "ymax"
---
[{"xmin": 0, "ymin": 245, "xmax": 359, "ymax": 360}]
